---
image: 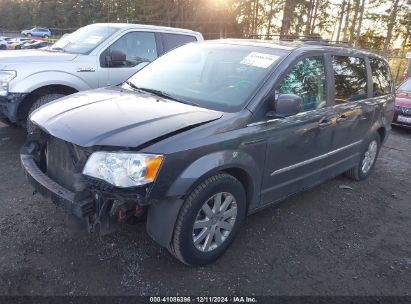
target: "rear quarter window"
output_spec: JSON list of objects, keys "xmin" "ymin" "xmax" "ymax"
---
[
  {"xmin": 369, "ymin": 57, "xmax": 394, "ymax": 96},
  {"xmin": 162, "ymin": 33, "xmax": 198, "ymax": 52},
  {"xmin": 332, "ymin": 56, "xmax": 368, "ymax": 104}
]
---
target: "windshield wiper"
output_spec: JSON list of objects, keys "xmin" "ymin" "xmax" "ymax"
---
[{"xmin": 125, "ymin": 82, "xmax": 200, "ymax": 107}]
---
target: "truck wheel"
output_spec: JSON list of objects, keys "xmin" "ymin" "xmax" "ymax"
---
[
  {"xmin": 345, "ymin": 133, "xmax": 381, "ymax": 181},
  {"xmin": 0, "ymin": 117, "xmax": 13, "ymax": 126},
  {"xmin": 27, "ymin": 94, "xmax": 65, "ymax": 133},
  {"xmin": 169, "ymin": 173, "xmax": 246, "ymax": 266}
]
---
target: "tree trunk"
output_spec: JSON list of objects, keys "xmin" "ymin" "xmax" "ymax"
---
[
  {"xmin": 266, "ymin": 0, "xmax": 276, "ymax": 37},
  {"xmin": 305, "ymin": 0, "xmax": 314, "ymax": 36},
  {"xmin": 342, "ymin": 0, "xmax": 351, "ymax": 42},
  {"xmin": 251, "ymin": 0, "xmax": 259, "ymax": 35},
  {"xmin": 354, "ymin": 0, "xmax": 366, "ymax": 46},
  {"xmin": 349, "ymin": 0, "xmax": 360, "ymax": 44},
  {"xmin": 336, "ymin": 0, "xmax": 346, "ymax": 42},
  {"xmin": 310, "ymin": 0, "xmax": 319, "ymax": 35},
  {"xmin": 280, "ymin": 0, "xmax": 296, "ymax": 39},
  {"xmin": 383, "ymin": 0, "xmax": 400, "ymax": 55}
]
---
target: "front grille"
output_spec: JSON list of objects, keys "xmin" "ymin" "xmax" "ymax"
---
[
  {"xmin": 46, "ymin": 137, "xmax": 89, "ymax": 192},
  {"xmin": 396, "ymin": 106, "xmax": 411, "ymax": 116}
]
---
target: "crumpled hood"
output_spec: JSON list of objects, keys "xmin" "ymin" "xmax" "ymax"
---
[
  {"xmin": 0, "ymin": 49, "xmax": 77, "ymax": 65},
  {"xmin": 30, "ymin": 87, "xmax": 223, "ymax": 148},
  {"xmin": 395, "ymin": 91, "xmax": 411, "ymax": 107}
]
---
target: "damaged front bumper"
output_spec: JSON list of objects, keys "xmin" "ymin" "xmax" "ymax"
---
[
  {"xmin": 21, "ymin": 153, "xmax": 94, "ymax": 218},
  {"xmin": 20, "ymin": 136, "xmax": 150, "ymax": 233}
]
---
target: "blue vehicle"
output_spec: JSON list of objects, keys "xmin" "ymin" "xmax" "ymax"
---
[{"xmin": 21, "ymin": 27, "xmax": 51, "ymax": 38}]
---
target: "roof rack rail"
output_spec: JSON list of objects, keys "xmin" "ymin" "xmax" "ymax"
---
[
  {"xmin": 248, "ymin": 34, "xmax": 322, "ymax": 41},
  {"xmin": 248, "ymin": 34, "xmax": 353, "ymax": 47}
]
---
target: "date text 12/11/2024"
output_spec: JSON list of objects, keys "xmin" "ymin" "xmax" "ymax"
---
[{"xmin": 149, "ymin": 296, "xmax": 258, "ymax": 303}]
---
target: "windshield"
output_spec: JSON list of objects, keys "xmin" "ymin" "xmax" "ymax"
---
[
  {"xmin": 398, "ymin": 78, "xmax": 411, "ymax": 93},
  {"xmin": 125, "ymin": 43, "xmax": 287, "ymax": 112},
  {"xmin": 50, "ymin": 25, "xmax": 119, "ymax": 55}
]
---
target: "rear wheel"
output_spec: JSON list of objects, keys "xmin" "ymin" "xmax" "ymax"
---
[
  {"xmin": 26, "ymin": 94, "xmax": 65, "ymax": 133},
  {"xmin": 169, "ymin": 173, "xmax": 246, "ymax": 266},
  {"xmin": 345, "ymin": 133, "xmax": 381, "ymax": 181},
  {"xmin": 0, "ymin": 45, "xmax": 6, "ymax": 50}
]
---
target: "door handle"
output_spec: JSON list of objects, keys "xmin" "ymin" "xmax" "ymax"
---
[{"xmin": 336, "ymin": 115, "xmax": 348, "ymax": 123}]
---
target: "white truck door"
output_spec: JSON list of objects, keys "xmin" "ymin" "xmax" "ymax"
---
[{"xmin": 97, "ymin": 31, "xmax": 159, "ymax": 87}]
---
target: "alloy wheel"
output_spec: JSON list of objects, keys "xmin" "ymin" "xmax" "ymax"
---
[
  {"xmin": 192, "ymin": 192, "xmax": 237, "ymax": 252},
  {"xmin": 361, "ymin": 140, "xmax": 378, "ymax": 174}
]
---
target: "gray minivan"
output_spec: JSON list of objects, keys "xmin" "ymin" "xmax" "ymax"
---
[{"xmin": 21, "ymin": 39, "xmax": 394, "ymax": 266}]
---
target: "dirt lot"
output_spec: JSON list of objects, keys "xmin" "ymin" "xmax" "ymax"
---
[{"xmin": 0, "ymin": 122, "xmax": 410, "ymax": 296}]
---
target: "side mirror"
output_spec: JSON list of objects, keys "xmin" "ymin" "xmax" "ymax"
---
[
  {"xmin": 272, "ymin": 94, "xmax": 302, "ymax": 117},
  {"xmin": 106, "ymin": 49, "xmax": 126, "ymax": 67}
]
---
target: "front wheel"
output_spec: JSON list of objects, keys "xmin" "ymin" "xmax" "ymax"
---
[
  {"xmin": 0, "ymin": 117, "xmax": 13, "ymax": 126},
  {"xmin": 345, "ymin": 133, "xmax": 381, "ymax": 181},
  {"xmin": 26, "ymin": 94, "xmax": 65, "ymax": 133},
  {"xmin": 169, "ymin": 173, "xmax": 246, "ymax": 266}
]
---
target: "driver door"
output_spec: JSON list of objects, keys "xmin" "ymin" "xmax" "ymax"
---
[
  {"xmin": 259, "ymin": 55, "xmax": 337, "ymax": 206},
  {"xmin": 97, "ymin": 31, "xmax": 159, "ymax": 87}
]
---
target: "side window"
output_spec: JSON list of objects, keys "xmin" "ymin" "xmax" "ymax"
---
[
  {"xmin": 370, "ymin": 57, "xmax": 393, "ymax": 96},
  {"xmin": 103, "ymin": 31, "xmax": 157, "ymax": 68},
  {"xmin": 162, "ymin": 33, "xmax": 197, "ymax": 52},
  {"xmin": 333, "ymin": 56, "xmax": 368, "ymax": 103},
  {"xmin": 276, "ymin": 56, "xmax": 327, "ymax": 112}
]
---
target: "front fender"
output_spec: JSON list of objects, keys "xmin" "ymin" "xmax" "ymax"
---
[
  {"xmin": 166, "ymin": 149, "xmax": 261, "ymax": 209},
  {"xmin": 10, "ymin": 71, "xmax": 92, "ymax": 93}
]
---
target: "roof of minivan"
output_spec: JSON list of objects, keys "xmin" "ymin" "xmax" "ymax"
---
[
  {"xmin": 203, "ymin": 39, "xmax": 382, "ymax": 59},
  {"xmin": 91, "ymin": 23, "xmax": 201, "ymax": 36}
]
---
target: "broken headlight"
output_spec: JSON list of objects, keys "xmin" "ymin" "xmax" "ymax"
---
[{"xmin": 83, "ymin": 152, "xmax": 163, "ymax": 188}]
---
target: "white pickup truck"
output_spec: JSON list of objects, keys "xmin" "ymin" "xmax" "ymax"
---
[{"xmin": 0, "ymin": 23, "xmax": 203, "ymax": 130}]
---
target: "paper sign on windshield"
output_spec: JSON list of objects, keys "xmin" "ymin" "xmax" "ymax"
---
[{"xmin": 240, "ymin": 52, "xmax": 280, "ymax": 68}]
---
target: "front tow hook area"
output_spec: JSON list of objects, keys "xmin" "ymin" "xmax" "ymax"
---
[{"xmin": 87, "ymin": 193, "xmax": 147, "ymax": 234}]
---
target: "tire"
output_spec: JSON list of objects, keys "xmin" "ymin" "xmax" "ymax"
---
[
  {"xmin": 44, "ymin": 35, "xmax": 49, "ymax": 39},
  {"xmin": 27, "ymin": 34, "xmax": 32, "ymax": 37},
  {"xmin": 0, "ymin": 117, "xmax": 12, "ymax": 126},
  {"xmin": 0, "ymin": 45, "xmax": 6, "ymax": 50},
  {"xmin": 169, "ymin": 173, "xmax": 246, "ymax": 266},
  {"xmin": 26, "ymin": 94, "xmax": 65, "ymax": 133},
  {"xmin": 345, "ymin": 133, "xmax": 381, "ymax": 181}
]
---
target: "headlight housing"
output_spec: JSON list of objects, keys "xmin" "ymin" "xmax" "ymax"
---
[
  {"xmin": 0, "ymin": 71, "xmax": 17, "ymax": 97},
  {"xmin": 82, "ymin": 152, "xmax": 164, "ymax": 188}
]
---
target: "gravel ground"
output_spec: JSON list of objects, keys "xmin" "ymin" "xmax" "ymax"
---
[{"xmin": 0, "ymin": 122, "xmax": 410, "ymax": 296}]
